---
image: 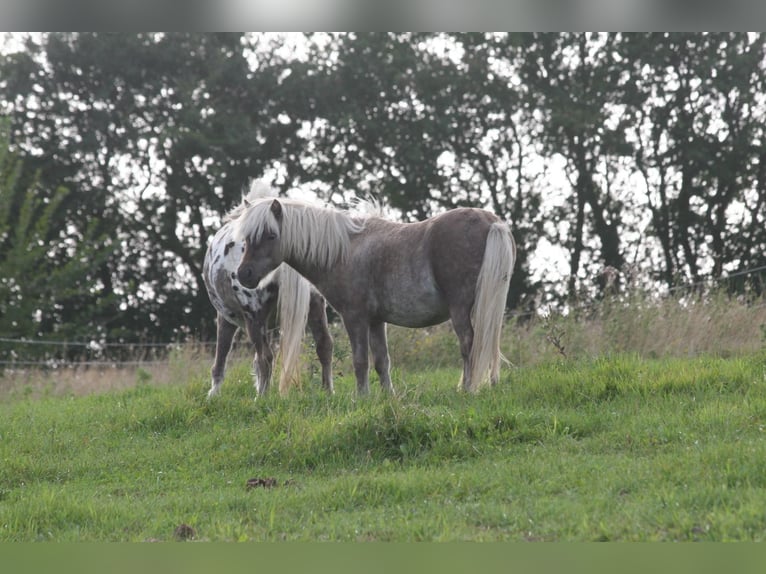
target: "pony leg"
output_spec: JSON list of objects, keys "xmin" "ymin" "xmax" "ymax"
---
[
  {"xmin": 307, "ymin": 291, "xmax": 334, "ymax": 394},
  {"xmin": 449, "ymin": 305, "xmax": 475, "ymax": 392},
  {"xmin": 344, "ymin": 318, "xmax": 371, "ymax": 395},
  {"xmin": 209, "ymin": 314, "xmax": 237, "ymax": 399},
  {"xmin": 246, "ymin": 319, "xmax": 273, "ymax": 396},
  {"xmin": 369, "ymin": 321, "xmax": 394, "ymax": 394}
]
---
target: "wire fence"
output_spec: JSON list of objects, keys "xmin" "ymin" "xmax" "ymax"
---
[
  {"xmin": 0, "ymin": 337, "xmax": 220, "ymax": 371},
  {"xmin": 0, "ymin": 337, "xmax": 193, "ymax": 348},
  {"xmin": 3, "ymin": 264, "xmax": 766, "ymax": 371}
]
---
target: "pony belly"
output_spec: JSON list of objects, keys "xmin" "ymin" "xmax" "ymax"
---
[
  {"xmin": 381, "ymin": 290, "xmax": 449, "ymax": 328},
  {"xmin": 391, "ymin": 310, "xmax": 450, "ymax": 329}
]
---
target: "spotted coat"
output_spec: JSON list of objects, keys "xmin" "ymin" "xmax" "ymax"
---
[{"xmin": 202, "ymin": 218, "xmax": 334, "ymax": 398}]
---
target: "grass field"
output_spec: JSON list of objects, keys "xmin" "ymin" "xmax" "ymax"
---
[{"xmin": 2, "ymin": 344, "xmax": 766, "ymax": 541}]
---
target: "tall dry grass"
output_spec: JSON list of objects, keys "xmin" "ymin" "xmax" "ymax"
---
[
  {"xmin": 385, "ymin": 289, "xmax": 766, "ymax": 373},
  {"xmin": 0, "ymin": 343, "xmax": 216, "ymax": 399},
  {"xmin": 520, "ymin": 290, "xmax": 766, "ymax": 363}
]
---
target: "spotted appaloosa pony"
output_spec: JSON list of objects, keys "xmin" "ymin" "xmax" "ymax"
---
[
  {"xmin": 231, "ymin": 196, "xmax": 516, "ymax": 394},
  {"xmin": 202, "ymin": 183, "xmax": 334, "ymax": 398}
]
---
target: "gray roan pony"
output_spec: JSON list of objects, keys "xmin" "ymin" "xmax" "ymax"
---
[
  {"xmin": 202, "ymin": 183, "xmax": 334, "ymax": 397},
  {"xmin": 231, "ymin": 196, "xmax": 516, "ymax": 394}
]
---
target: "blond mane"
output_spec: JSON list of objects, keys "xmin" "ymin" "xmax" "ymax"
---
[{"xmin": 232, "ymin": 195, "xmax": 367, "ymax": 269}]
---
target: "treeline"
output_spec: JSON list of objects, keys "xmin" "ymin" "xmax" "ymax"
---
[{"xmin": 1, "ymin": 33, "xmax": 766, "ymax": 348}]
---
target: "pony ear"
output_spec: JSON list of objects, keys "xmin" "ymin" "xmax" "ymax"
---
[
  {"xmin": 270, "ymin": 199, "xmax": 283, "ymax": 222},
  {"xmin": 244, "ymin": 198, "xmax": 251, "ymax": 208}
]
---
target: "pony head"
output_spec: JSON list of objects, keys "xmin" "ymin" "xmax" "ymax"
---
[
  {"xmin": 235, "ymin": 199, "xmax": 285, "ymax": 289},
  {"xmin": 233, "ymin": 193, "xmax": 367, "ymax": 289}
]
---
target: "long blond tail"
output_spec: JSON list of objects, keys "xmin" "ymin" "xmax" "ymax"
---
[
  {"xmin": 466, "ymin": 222, "xmax": 516, "ymax": 392},
  {"xmin": 277, "ymin": 265, "xmax": 311, "ymax": 394}
]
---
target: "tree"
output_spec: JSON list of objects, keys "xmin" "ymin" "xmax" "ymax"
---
[
  {"xmin": 0, "ymin": 33, "xmax": 300, "ymax": 340},
  {"xmin": 514, "ymin": 33, "xmax": 636, "ymax": 299},
  {"xmin": 619, "ymin": 33, "xmax": 766, "ymax": 290},
  {"xmin": 0, "ymin": 119, "xmax": 113, "ymax": 362}
]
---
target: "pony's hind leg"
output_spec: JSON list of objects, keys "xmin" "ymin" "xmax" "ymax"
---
[
  {"xmin": 209, "ymin": 314, "xmax": 237, "ymax": 398},
  {"xmin": 307, "ymin": 291, "xmax": 334, "ymax": 394},
  {"xmin": 449, "ymin": 304, "xmax": 475, "ymax": 392},
  {"xmin": 369, "ymin": 321, "xmax": 394, "ymax": 394}
]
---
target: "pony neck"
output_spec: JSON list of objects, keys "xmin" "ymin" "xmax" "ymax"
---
[{"xmin": 279, "ymin": 201, "xmax": 361, "ymax": 276}]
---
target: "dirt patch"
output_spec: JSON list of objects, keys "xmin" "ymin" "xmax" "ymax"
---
[
  {"xmin": 173, "ymin": 523, "xmax": 197, "ymax": 541},
  {"xmin": 246, "ymin": 477, "xmax": 295, "ymax": 490}
]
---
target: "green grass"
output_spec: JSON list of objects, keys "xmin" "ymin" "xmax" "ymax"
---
[{"xmin": 1, "ymin": 352, "xmax": 766, "ymax": 541}]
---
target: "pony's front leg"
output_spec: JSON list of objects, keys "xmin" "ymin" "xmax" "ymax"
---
[
  {"xmin": 208, "ymin": 314, "xmax": 237, "ymax": 399},
  {"xmin": 247, "ymin": 320, "xmax": 273, "ymax": 396},
  {"xmin": 253, "ymin": 346, "xmax": 274, "ymax": 396},
  {"xmin": 344, "ymin": 318, "xmax": 371, "ymax": 395},
  {"xmin": 370, "ymin": 321, "xmax": 394, "ymax": 394},
  {"xmin": 308, "ymin": 291, "xmax": 334, "ymax": 394}
]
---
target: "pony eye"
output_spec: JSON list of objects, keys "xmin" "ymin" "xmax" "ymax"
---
[{"xmin": 265, "ymin": 233, "xmax": 277, "ymax": 241}]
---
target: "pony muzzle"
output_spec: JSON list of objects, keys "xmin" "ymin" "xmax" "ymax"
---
[{"xmin": 237, "ymin": 265, "xmax": 260, "ymax": 289}]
